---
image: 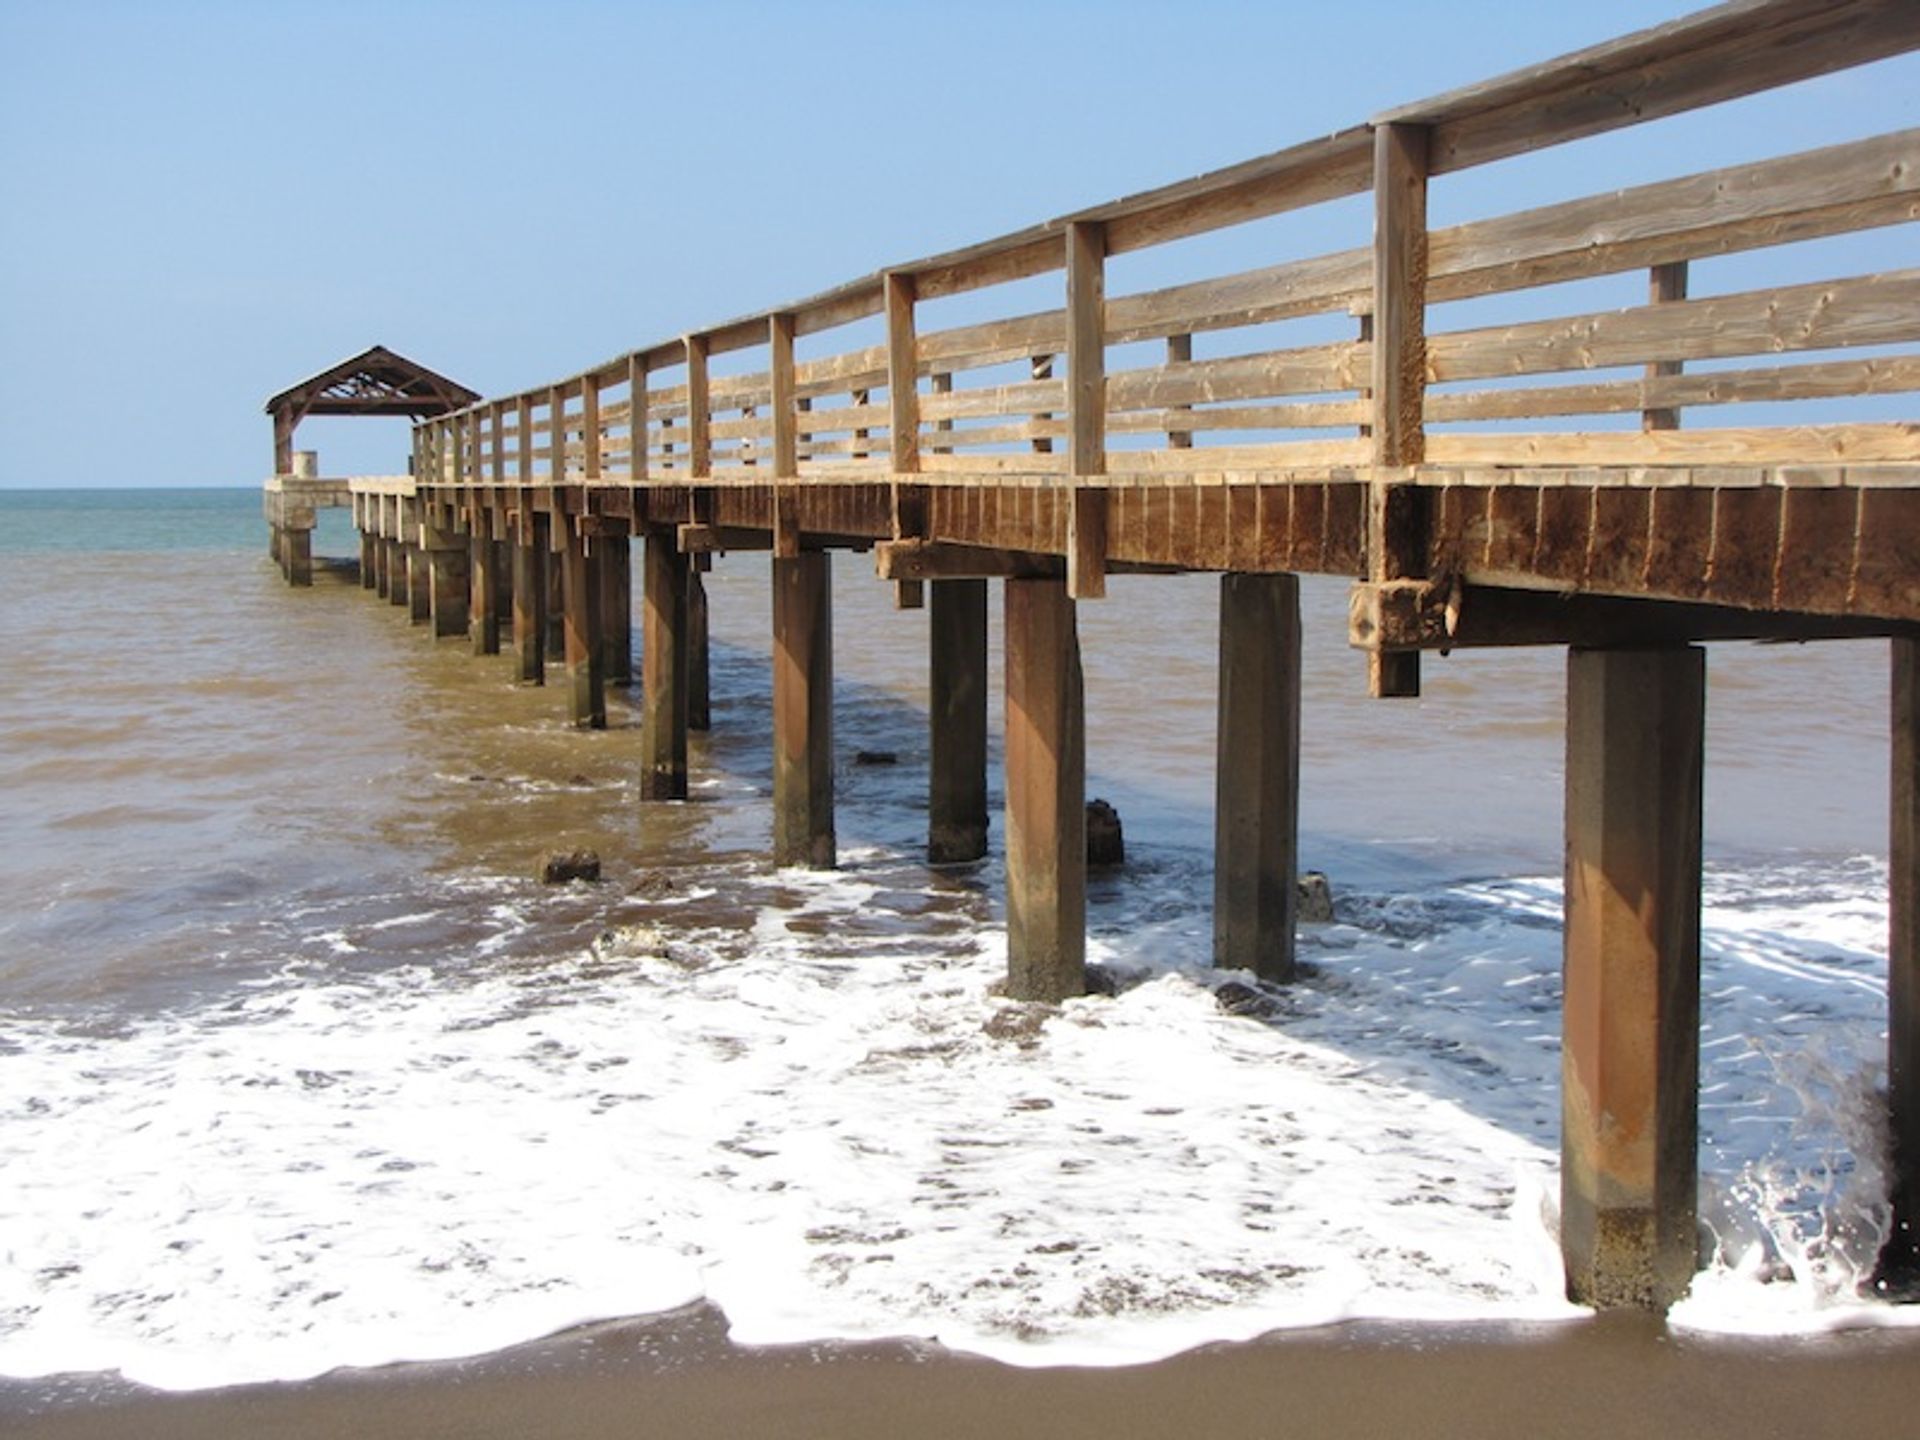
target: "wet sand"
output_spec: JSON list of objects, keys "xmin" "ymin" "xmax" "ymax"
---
[{"xmin": 7, "ymin": 1306, "xmax": 1918, "ymax": 1440}]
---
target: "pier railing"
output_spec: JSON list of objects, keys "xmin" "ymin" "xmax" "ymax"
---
[
  {"xmin": 323, "ymin": 0, "xmax": 1920, "ymax": 1312},
  {"xmin": 414, "ymin": 1, "xmax": 1916, "ymax": 493}
]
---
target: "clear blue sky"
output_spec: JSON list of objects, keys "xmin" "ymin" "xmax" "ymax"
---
[{"xmin": 1, "ymin": 0, "xmax": 1913, "ymax": 487}]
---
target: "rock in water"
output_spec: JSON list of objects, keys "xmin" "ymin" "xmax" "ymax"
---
[
  {"xmin": 539, "ymin": 850, "xmax": 602, "ymax": 884},
  {"xmin": 853, "ymin": 749, "xmax": 898, "ymax": 766},
  {"xmin": 1086, "ymin": 798, "xmax": 1125, "ymax": 867},
  {"xmin": 1296, "ymin": 870, "xmax": 1335, "ymax": 922}
]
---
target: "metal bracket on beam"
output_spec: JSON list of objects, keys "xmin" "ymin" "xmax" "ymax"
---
[{"xmin": 1351, "ymin": 578, "xmax": 1915, "ymax": 651}]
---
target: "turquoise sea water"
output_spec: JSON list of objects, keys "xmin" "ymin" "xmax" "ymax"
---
[{"xmin": 0, "ymin": 488, "xmax": 358, "ymax": 555}]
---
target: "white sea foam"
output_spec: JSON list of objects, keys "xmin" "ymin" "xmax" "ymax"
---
[{"xmin": 0, "ymin": 854, "xmax": 1909, "ymax": 1391}]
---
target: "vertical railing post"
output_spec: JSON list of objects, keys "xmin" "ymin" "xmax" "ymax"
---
[
  {"xmin": 685, "ymin": 334, "xmax": 713, "ymax": 734},
  {"xmin": 548, "ymin": 384, "xmax": 567, "ymax": 486},
  {"xmin": 1644, "ymin": 262, "xmax": 1688, "ymax": 433},
  {"xmin": 769, "ymin": 308, "xmax": 834, "ymax": 869},
  {"xmin": 886, "ymin": 270, "xmax": 926, "ymax": 609},
  {"xmin": 770, "ymin": 312, "xmax": 799, "ymax": 556},
  {"xmin": 1367, "ymin": 120, "xmax": 1430, "ymax": 699},
  {"xmin": 628, "ymin": 353, "xmax": 650, "ymax": 482},
  {"xmin": 1065, "ymin": 220, "xmax": 1107, "ymax": 601},
  {"xmin": 1031, "ymin": 355, "xmax": 1056, "ymax": 455},
  {"xmin": 930, "ymin": 372, "xmax": 954, "ymax": 455},
  {"xmin": 1166, "ymin": 334, "xmax": 1193, "ymax": 449},
  {"xmin": 686, "ymin": 334, "xmax": 712, "ymax": 480},
  {"xmin": 582, "ymin": 372, "xmax": 602, "ymax": 481}
]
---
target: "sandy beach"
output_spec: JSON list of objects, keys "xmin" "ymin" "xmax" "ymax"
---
[{"xmin": 7, "ymin": 1305, "xmax": 1920, "ymax": 1440}]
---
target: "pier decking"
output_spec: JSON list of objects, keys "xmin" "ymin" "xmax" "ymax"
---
[{"xmin": 267, "ymin": 0, "xmax": 1920, "ymax": 1313}]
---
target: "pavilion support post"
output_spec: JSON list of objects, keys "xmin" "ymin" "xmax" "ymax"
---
[
  {"xmin": 273, "ymin": 408, "xmax": 295, "ymax": 476},
  {"xmin": 600, "ymin": 531, "xmax": 633, "ymax": 685},
  {"xmin": 512, "ymin": 514, "xmax": 547, "ymax": 685},
  {"xmin": 1004, "ymin": 577, "xmax": 1086, "ymax": 1003},
  {"xmin": 640, "ymin": 527, "xmax": 690, "ymax": 800},
  {"xmin": 360, "ymin": 531, "xmax": 378, "ymax": 590},
  {"xmin": 1213, "ymin": 572, "xmax": 1302, "ymax": 982},
  {"xmin": 469, "ymin": 522, "xmax": 501, "ymax": 656},
  {"xmin": 772, "ymin": 551, "xmax": 835, "ymax": 869},
  {"xmin": 560, "ymin": 522, "xmax": 606, "ymax": 729},
  {"xmin": 1883, "ymin": 637, "xmax": 1920, "ymax": 1288},
  {"xmin": 1562, "ymin": 644, "xmax": 1704, "ymax": 1310},
  {"xmin": 929, "ymin": 578, "xmax": 989, "ymax": 864},
  {"xmin": 689, "ymin": 568, "xmax": 712, "ymax": 732}
]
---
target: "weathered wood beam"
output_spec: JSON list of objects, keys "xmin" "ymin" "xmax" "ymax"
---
[
  {"xmin": 1562, "ymin": 644, "xmax": 1703, "ymax": 1310},
  {"xmin": 877, "ymin": 540, "xmax": 1063, "ymax": 582},
  {"xmin": 1351, "ymin": 579, "xmax": 1918, "ymax": 651},
  {"xmin": 1382, "ymin": 0, "xmax": 1920, "ymax": 175},
  {"xmin": 679, "ymin": 523, "xmax": 775, "ymax": 554}
]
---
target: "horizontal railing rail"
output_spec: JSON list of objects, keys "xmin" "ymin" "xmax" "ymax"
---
[{"xmin": 411, "ymin": 0, "xmax": 1918, "ymax": 499}]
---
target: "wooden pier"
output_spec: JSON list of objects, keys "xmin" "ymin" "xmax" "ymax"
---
[{"xmin": 266, "ymin": 0, "xmax": 1920, "ymax": 1311}]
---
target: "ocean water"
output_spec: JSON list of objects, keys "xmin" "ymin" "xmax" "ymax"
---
[{"xmin": 0, "ymin": 487, "xmax": 1910, "ymax": 1393}]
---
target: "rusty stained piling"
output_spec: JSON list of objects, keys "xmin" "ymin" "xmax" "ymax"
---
[
  {"xmin": 772, "ymin": 552, "xmax": 835, "ymax": 868},
  {"xmin": 1004, "ymin": 577, "xmax": 1086, "ymax": 1003},
  {"xmin": 641, "ymin": 527, "xmax": 691, "ymax": 800},
  {"xmin": 1886, "ymin": 636, "xmax": 1920, "ymax": 1287},
  {"xmin": 560, "ymin": 520, "xmax": 606, "ymax": 729},
  {"xmin": 1213, "ymin": 572, "xmax": 1302, "ymax": 981},
  {"xmin": 512, "ymin": 512, "xmax": 548, "ymax": 686},
  {"xmin": 929, "ymin": 578, "xmax": 989, "ymax": 864},
  {"xmin": 599, "ymin": 530, "xmax": 633, "ymax": 686},
  {"xmin": 1561, "ymin": 645, "xmax": 1704, "ymax": 1310},
  {"xmin": 469, "ymin": 514, "xmax": 502, "ymax": 656},
  {"xmin": 426, "ymin": 524, "xmax": 470, "ymax": 641},
  {"xmin": 689, "ymin": 567, "xmax": 712, "ymax": 733}
]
